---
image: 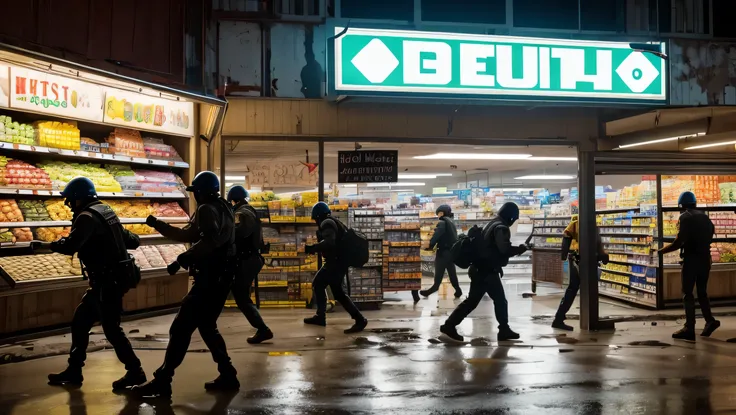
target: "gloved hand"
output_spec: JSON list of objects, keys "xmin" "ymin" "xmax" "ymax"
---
[
  {"xmin": 166, "ymin": 261, "xmax": 181, "ymax": 275},
  {"xmin": 304, "ymin": 244, "xmax": 316, "ymax": 255},
  {"xmin": 145, "ymin": 215, "xmax": 159, "ymax": 228},
  {"xmin": 599, "ymin": 253, "xmax": 610, "ymax": 265},
  {"xmin": 49, "ymin": 238, "xmax": 66, "ymax": 253},
  {"xmin": 177, "ymin": 253, "xmax": 192, "ymax": 270},
  {"xmin": 517, "ymin": 244, "xmax": 528, "ymax": 254}
]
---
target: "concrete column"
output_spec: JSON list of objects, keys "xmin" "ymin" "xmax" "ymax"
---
[{"xmin": 578, "ymin": 149, "xmax": 599, "ymax": 330}]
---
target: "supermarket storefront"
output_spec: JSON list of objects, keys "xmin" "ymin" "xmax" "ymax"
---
[
  {"xmin": 0, "ymin": 44, "xmax": 226, "ymax": 336},
  {"xmin": 220, "ymin": 27, "xmax": 671, "ymax": 330}
]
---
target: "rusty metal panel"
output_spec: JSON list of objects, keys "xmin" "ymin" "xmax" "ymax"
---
[
  {"xmin": 670, "ymin": 39, "xmax": 736, "ymax": 106},
  {"xmin": 219, "ymin": 21, "xmax": 262, "ymax": 96}
]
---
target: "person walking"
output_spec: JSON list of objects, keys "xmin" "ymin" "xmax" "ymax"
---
[
  {"xmin": 303, "ymin": 202, "xmax": 368, "ymax": 334},
  {"xmin": 658, "ymin": 191, "xmax": 720, "ymax": 341},
  {"xmin": 47, "ymin": 177, "xmax": 145, "ymax": 390},
  {"xmin": 226, "ymin": 185, "xmax": 273, "ymax": 344},
  {"xmin": 439, "ymin": 202, "xmax": 527, "ymax": 342},
  {"xmin": 420, "ymin": 204, "xmax": 462, "ymax": 299},
  {"xmin": 551, "ymin": 214, "xmax": 609, "ymax": 331},
  {"xmin": 133, "ymin": 171, "xmax": 239, "ymax": 398}
]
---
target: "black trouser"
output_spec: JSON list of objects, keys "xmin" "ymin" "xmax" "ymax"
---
[
  {"xmin": 445, "ymin": 266, "xmax": 509, "ymax": 328},
  {"xmin": 682, "ymin": 257, "xmax": 715, "ymax": 330},
  {"xmin": 154, "ymin": 271, "xmax": 235, "ymax": 382},
  {"xmin": 424, "ymin": 250, "xmax": 461, "ymax": 295},
  {"xmin": 555, "ymin": 254, "xmax": 580, "ymax": 321},
  {"xmin": 232, "ymin": 255, "xmax": 268, "ymax": 331},
  {"xmin": 68, "ymin": 284, "xmax": 141, "ymax": 371},
  {"xmin": 312, "ymin": 261, "xmax": 363, "ymax": 320}
]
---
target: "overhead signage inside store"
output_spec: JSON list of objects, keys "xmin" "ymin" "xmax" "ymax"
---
[
  {"xmin": 104, "ymin": 88, "xmax": 194, "ymax": 137},
  {"xmin": 338, "ymin": 150, "xmax": 399, "ymax": 183},
  {"xmin": 333, "ymin": 27, "xmax": 667, "ymax": 103}
]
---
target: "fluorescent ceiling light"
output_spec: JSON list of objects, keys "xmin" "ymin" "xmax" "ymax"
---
[
  {"xmin": 684, "ymin": 140, "xmax": 736, "ymax": 150},
  {"xmin": 514, "ymin": 175, "xmax": 576, "ymax": 180},
  {"xmin": 398, "ymin": 173, "xmax": 453, "ymax": 179},
  {"xmin": 617, "ymin": 132, "xmax": 706, "ymax": 149},
  {"xmin": 528, "ymin": 157, "xmax": 577, "ymax": 161},
  {"xmin": 366, "ymin": 182, "xmax": 425, "ymax": 187},
  {"xmin": 225, "ymin": 175, "xmax": 246, "ymax": 181},
  {"xmin": 414, "ymin": 153, "xmax": 532, "ymax": 160}
]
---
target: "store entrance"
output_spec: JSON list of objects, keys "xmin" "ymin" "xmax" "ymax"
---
[{"xmin": 224, "ymin": 138, "xmax": 578, "ymax": 309}]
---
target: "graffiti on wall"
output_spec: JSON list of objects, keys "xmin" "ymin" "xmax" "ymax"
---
[{"xmin": 670, "ymin": 39, "xmax": 736, "ymax": 106}]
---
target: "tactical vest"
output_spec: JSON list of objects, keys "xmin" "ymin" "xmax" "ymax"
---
[{"xmin": 76, "ymin": 202, "xmax": 129, "ymax": 272}]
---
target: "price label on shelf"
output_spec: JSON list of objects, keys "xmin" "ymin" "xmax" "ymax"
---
[
  {"xmin": 134, "ymin": 192, "xmax": 144, "ymax": 197},
  {"xmin": 101, "ymin": 154, "xmax": 114, "ymax": 160},
  {"xmin": 168, "ymin": 161, "xmax": 175, "ymax": 166}
]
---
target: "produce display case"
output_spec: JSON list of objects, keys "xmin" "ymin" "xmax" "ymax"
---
[{"xmin": 0, "ymin": 44, "xmax": 226, "ymax": 335}]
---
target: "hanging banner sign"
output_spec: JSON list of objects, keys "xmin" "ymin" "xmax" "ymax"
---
[
  {"xmin": 103, "ymin": 88, "xmax": 194, "ymax": 136},
  {"xmin": 8, "ymin": 67, "xmax": 104, "ymax": 121},
  {"xmin": 332, "ymin": 27, "xmax": 667, "ymax": 103},
  {"xmin": 246, "ymin": 161, "xmax": 318, "ymax": 187},
  {"xmin": 338, "ymin": 150, "xmax": 398, "ymax": 183},
  {"xmin": 0, "ymin": 65, "xmax": 8, "ymax": 108}
]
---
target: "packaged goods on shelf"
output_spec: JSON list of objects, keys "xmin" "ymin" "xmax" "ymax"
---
[
  {"xmin": 44, "ymin": 200, "xmax": 73, "ymax": 221},
  {"xmin": 250, "ymin": 191, "xmax": 277, "ymax": 202},
  {"xmin": 153, "ymin": 201, "xmax": 187, "ymax": 217},
  {"xmin": 0, "ymin": 159, "xmax": 52, "ymax": 189},
  {"xmin": 0, "ymin": 199, "xmax": 23, "ymax": 222},
  {"xmin": 11, "ymin": 227, "xmax": 32, "ymax": 242},
  {"xmin": 80, "ymin": 137, "xmax": 101, "ymax": 153},
  {"xmin": 0, "ymin": 116, "xmax": 35, "ymax": 145},
  {"xmin": 0, "ymin": 253, "xmax": 82, "ymax": 281},
  {"xmin": 103, "ymin": 200, "xmax": 155, "ymax": 218},
  {"xmin": 133, "ymin": 170, "xmax": 182, "ymax": 193},
  {"xmin": 124, "ymin": 224, "xmax": 157, "ymax": 235},
  {"xmin": 142, "ymin": 137, "xmax": 183, "ymax": 161},
  {"xmin": 0, "ymin": 229, "xmax": 15, "ymax": 243},
  {"xmin": 36, "ymin": 227, "xmax": 70, "ymax": 242},
  {"xmin": 138, "ymin": 245, "xmax": 167, "ymax": 268},
  {"xmin": 35, "ymin": 120, "xmax": 80, "ymax": 149},
  {"xmin": 710, "ymin": 211, "xmax": 736, "ymax": 235},
  {"xmin": 155, "ymin": 244, "xmax": 187, "ymax": 266},
  {"xmin": 108, "ymin": 128, "xmax": 145, "ymax": 158},
  {"xmin": 712, "ymin": 243, "xmax": 736, "ymax": 263},
  {"xmin": 39, "ymin": 161, "xmax": 122, "ymax": 192}
]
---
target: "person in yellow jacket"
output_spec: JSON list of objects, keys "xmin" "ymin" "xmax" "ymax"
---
[{"xmin": 552, "ymin": 214, "xmax": 609, "ymax": 331}]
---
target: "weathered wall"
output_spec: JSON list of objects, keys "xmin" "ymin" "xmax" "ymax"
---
[
  {"xmin": 218, "ymin": 21, "xmax": 263, "ymax": 96},
  {"xmin": 270, "ymin": 24, "xmax": 327, "ymax": 98},
  {"xmin": 670, "ymin": 39, "xmax": 736, "ymax": 106}
]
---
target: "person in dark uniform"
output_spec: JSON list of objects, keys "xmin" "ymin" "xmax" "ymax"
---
[
  {"xmin": 226, "ymin": 185, "xmax": 273, "ymax": 344},
  {"xmin": 132, "ymin": 171, "xmax": 239, "ymax": 398},
  {"xmin": 551, "ymin": 215, "xmax": 609, "ymax": 331},
  {"xmin": 47, "ymin": 177, "xmax": 145, "ymax": 390},
  {"xmin": 658, "ymin": 191, "xmax": 720, "ymax": 341},
  {"xmin": 303, "ymin": 202, "xmax": 368, "ymax": 333},
  {"xmin": 420, "ymin": 204, "xmax": 462, "ymax": 299},
  {"xmin": 440, "ymin": 202, "xmax": 526, "ymax": 342}
]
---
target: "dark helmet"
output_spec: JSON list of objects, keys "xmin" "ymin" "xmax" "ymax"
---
[
  {"xmin": 227, "ymin": 185, "xmax": 249, "ymax": 202},
  {"xmin": 186, "ymin": 171, "xmax": 220, "ymax": 193},
  {"xmin": 61, "ymin": 177, "xmax": 97, "ymax": 201},
  {"xmin": 678, "ymin": 191, "xmax": 697, "ymax": 208},
  {"xmin": 436, "ymin": 204, "xmax": 452, "ymax": 217},
  {"xmin": 497, "ymin": 202, "xmax": 520, "ymax": 225},
  {"xmin": 311, "ymin": 201, "xmax": 331, "ymax": 220}
]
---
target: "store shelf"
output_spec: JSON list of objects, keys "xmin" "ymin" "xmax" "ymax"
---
[
  {"xmin": 600, "ymin": 267, "xmax": 647, "ymax": 278},
  {"xmin": 531, "ymin": 216, "xmax": 572, "ymax": 220},
  {"xmin": 596, "ymin": 207, "xmax": 641, "ymax": 214},
  {"xmin": 531, "ymin": 233, "xmax": 564, "ymax": 237},
  {"xmin": 0, "ymin": 142, "xmax": 189, "ymax": 168},
  {"xmin": 608, "ymin": 260, "xmax": 652, "ymax": 267},
  {"xmin": 599, "ymin": 233, "xmax": 652, "ymax": 237},
  {"xmin": 602, "ymin": 241, "xmax": 651, "ymax": 246},
  {"xmin": 533, "ymin": 225, "xmax": 567, "ymax": 229},
  {"xmin": 598, "ymin": 224, "xmax": 653, "ymax": 228},
  {"xmin": 662, "ymin": 205, "xmax": 736, "ymax": 212},
  {"xmin": 606, "ymin": 250, "xmax": 651, "ymax": 256},
  {"xmin": 0, "ymin": 188, "xmax": 186, "ymax": 199},
  {"xmin": 599, "ymin": 277, "xmax": 656, "ymax": 294},
  {"xmin": 661, "ymin": 236, "xmax": 736, "ymax": 243},
  {"xmin": 0, "ymin": 216, "xmax": 188, "ymax": 228}
]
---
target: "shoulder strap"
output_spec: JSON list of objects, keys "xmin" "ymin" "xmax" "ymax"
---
[{"xmin": 85, "ymin": 204, "xmax": 128, "ymax": 261}]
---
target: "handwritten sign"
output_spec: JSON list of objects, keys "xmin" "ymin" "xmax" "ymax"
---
[
  {"xmin": 338, "ymin": 150, "xmax": 398, "ymax": 183},
  {"xmin": 246, "ymin": 162, "xmax": 318, "ymax": 187}
]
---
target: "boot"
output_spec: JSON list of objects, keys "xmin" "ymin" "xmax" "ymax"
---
[
  {"xmin": 112, "ymin": 368, "xmax": 147, "ymax": 390},
  {"xmin": 131, "ymin": 378, "xmax": 172, "ymax": 399},
  {"xmin": 48, "ymin": 366, "xmax": 83, "ymax": 386},
  {"xmin": 303, "ymin": 315, "xmax": 326, "ymax": 327},
  {"xmin": 419, "ymin": 289, "xmax": 435, "ymax": 298},
  {"xmin": 672, "ymin": 326, "xmax": 696, "ymax": 341},
  {"xmin": 498, "ymin": 326, "xmax": 520, "ymax": 341},
  {"xmin": 344, "ymin": 318, "xmax": 368, "ymax": 334},
  {"xmin": 247, "ymin": 328, "xmax": 274, "ymax": 344},
  {"xmin": 552, "ymin": 319, "xmax": 574, "ymax": 331},
  {"xmin": 440, "ymin": 324, "xmax": 464, "ymax": 342},
  {"xmin": 454, "ymin": 289, "xmax": 463, "ymax": 299},
  {"xmin": 204, "ymin": 374, "xmax": 240, "ymax": 391},
  {"xmin": 702, "ymin": 320, "xmax": 721, "ymax": 337}
]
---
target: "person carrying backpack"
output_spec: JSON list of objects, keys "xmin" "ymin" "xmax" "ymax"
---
[
  {"xmin": 303, "ymin": 202, "xmax": 368, "ymax": 334},
  {"xmin": 420, "ymin": 204, "xmax": 462, "ymax": 299},
  {"xmin": 440, "ymin": 202, "xmax": 527, "ymax": 342}
]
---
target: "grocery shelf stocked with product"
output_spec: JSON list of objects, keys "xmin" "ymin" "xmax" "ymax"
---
[
  {"xmin": 383, "ymin": 210, "xmax": 422, "ymax": 294},
  {"xmin": 348, "ymin": 208, "xmax": 384, "ymax": 304},
  {"xmin": 529, "ymin": 215, "xmax": 570, "ymax": 291}
]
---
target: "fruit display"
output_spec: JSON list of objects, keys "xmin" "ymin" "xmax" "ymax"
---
[
  {"xmin": 155, "ymin": 244, "xmax": 187, "ymax": 264},
  {"xmin": 133, "ymin": 170, "xmax": 182, "ymax": 193},
  {"xmin": 39, "ymin": 161, "xmax": 123, "ymax": 192},
  {"xmin": 124, "ymin": 224, "xmax": 156, "ymax": 235},
  {"xmin": 36, "ymin": 227, "xmax": 71, "ymax": 242},
  {"xmin": 137, "ymin": 245, "xmax": 167, "ymax": 268},
  {"xmin": 0, "ymin": 229, "xmax": 15, "ymax": 243},
  {"xmin": 0, "ymin": 115, "xmax": 35, "ymax": 145},
  {"xmin": 44, "ymin": 200, "xmax": 73, "ymax": 221},
  {"xmin": 250, "ymin": 191, "xmax": 278, "ymax": 202},
  {"xmin": 0, "ymin": 253, "xmax": 82, "ymax": 282},
  {"xmin": 712, "ymin": 243, "xmax": 736, "ymax": 263},
  {"xmin": 104, "ymin": 200, "xmax": 155, "ymax": 218},
  {"xmin": 0, "ymin": 159, "xmax": 52, "ymax": 189},
  {"xmin": 11, "ymin": 227, "xmax": 33, "ymax": 242},
  {"xmin": 18, "ymin": 200, "xmax": 51, "ymax": 222},
  {"xmin": 108, "ymin": 128, "xmax": 146, "ymax": 158},
  {"xmin": 35, "ymin": 120, "xmax": 81, "ymax": 150},
  {"xmin": 153, "ymin": 202, "xmax": 187, "ymax": 217},
  {"xmin": 0, "ymin": 200, "xmax": 23, "ymax": 222}
]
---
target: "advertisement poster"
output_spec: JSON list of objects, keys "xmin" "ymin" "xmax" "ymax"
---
[
  {"xmin": 0, "ymin": 65, "xmax": 8, "ymax": 108},
  {"xmin": 246, "ymin": 161, "xmax": 318, "ymax": 188},
  {"xmin": 103, "ymin": 88, "xmax": 194, "ymax": 137},
  {"xmin": 9, "ymin": 66, "xmax": 104, "ymax": 121}
]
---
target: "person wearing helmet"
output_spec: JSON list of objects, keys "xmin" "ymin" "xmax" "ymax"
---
[
  {"xmin": 552, "ymin": 214, "xmax": 609, "ymax": 331},
  {"xmin": 440, "ymin": 202, "xmax": 527, "ymax": 342},
  {"xmin": 48, "ymin": 177, "xmax": 145, "ymax": 390},
  {"xmin": 226, "ymin": 185, "xmax": 273, "ymax": 344},
  {"xmin": 134, "ymin": 171, "xmax": 239, "ymax": 398},
  {"xmin": 420, "ymin": 204, "xmax": 462, "ymax": 299},
  {"xmin": 303, "ymin": 201, "xmax": 368, "ymax": 333},
  {"xmin": 658, "ymin": 191, "xmax": 719, "ymax": 341}
]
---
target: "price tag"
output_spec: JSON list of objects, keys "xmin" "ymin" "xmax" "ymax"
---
[
  {"xmin": 168, "ymin": 161, "xmax": 175, "ymax": 166},
  {"xmin": 12, "ymin": 144, "xmax": 19, "ymax": 150},
  {"xmin": 88, "ymin": 152, "xmax": 97, "ymax": 158},
  {"xmin": 17, "ymin": 189, "xmax": 32, "ymax": 195},
  {"xmin": 101, "ymin": 153, "xmax": 114, "ymax": 160},
  {"xmin": 134, "ymin": 192, "xmax": 144, "ymax": 197}
]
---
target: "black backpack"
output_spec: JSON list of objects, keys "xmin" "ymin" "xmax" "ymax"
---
[
  {"xmin": 334, "ymin": 218, "xmax": 369, "ymax": 267},
  {"xmin": 450, "ymin": 225, "xmax": 485, "ymax": 269}
]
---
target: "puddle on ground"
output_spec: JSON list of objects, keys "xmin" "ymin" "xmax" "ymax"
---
[
  {"xmin": 469, "ymin": 337, "xmax": 491, "ymax": 346},
  {"xmin": 628, "ymin": 340, "xmax": 671, "ymax": 347},
  {"xmin": 354, "ymin": 337, "xmax": 384, "ymax": 346},
  {"xmin": 369, "ymin": 328, "xmax": 413, "ymax": 333},
  {"xmin": 556, "ymin": 337, "xmax": 579, "ymax": 345}
]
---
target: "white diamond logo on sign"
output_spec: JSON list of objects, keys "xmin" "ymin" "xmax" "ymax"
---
[
  {"xmin": 615, "ymin": 52, "xmax": 660, "ymax": 93},
  {"xmin": 350, "ymin": 39, "xmax": 399, "ymax": 84}
]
